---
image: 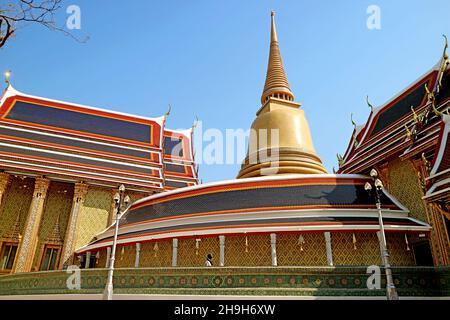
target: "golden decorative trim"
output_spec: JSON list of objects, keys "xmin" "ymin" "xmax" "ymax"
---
[
  {"xmin": 13, "ymin": 177, "xmax": 50, "ymax": 273},
  {"xmin": 59, "ymin": 182, "xmax": 88, "ymax": 269}
]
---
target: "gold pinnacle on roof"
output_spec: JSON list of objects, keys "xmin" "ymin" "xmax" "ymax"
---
[
  {"xmin": 237, "ymin": 12, "xmax": 327, "ymax": 179},
  {"xmin": 261, "ymin": 11, "xmax": 294, "ymax": 105}
]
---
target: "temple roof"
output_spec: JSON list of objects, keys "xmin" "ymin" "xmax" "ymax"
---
[
  {"xmin": 338, "ymin": 45, "xmax": 450, "ymax": 174},
  {"xmin": 424, "ymin": 114, "xmax": 450, "ymax": 202},
  {"xmin": 0, "ymin": 84, "xmax": 198, "ymax": 191},
  {"xmin": 76, "ymin": 174, "xmax": 430, "ymax": 253}
]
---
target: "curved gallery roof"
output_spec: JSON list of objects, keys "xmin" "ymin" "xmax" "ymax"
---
[{"xmin": 77, "ymin": 174, "xmax": 431, "ymax": 253}]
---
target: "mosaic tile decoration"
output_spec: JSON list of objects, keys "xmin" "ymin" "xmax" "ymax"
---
[
  {"xmin": 0, "ymin": 177, "xmax": 34, "ymax": 239},
  {"xmin": 178, "ymin": 237, "xmax": 220, "ymax": 267},
  {"xmin": 277, "ymin": 233, "xmax": 327, "ymax": 266},
  {"xmin": 225, "ymin": 235, "xmax": 272, "ymax": 267},
  {"xmin": 32, "ymin": 181, "xmax": 74, "ymax": 270},
  {"xmin": 74, "ymin": 187, "xmax": 111, "ymax": 250},
  {"xmin": 0, "ymin": 266, "xmax": 448, "ymax": 297}
]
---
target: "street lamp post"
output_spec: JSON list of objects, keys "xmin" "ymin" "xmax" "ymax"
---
[
  {"xmin": 103, "ymin": 184, "xmax": 130, "ymax": 300},
  {"xmin": 364, "ymin": 169, "xmax": 399, "ymax": 301}
]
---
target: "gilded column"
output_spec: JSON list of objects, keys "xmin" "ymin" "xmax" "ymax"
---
[
  {"xmin": 0, "ymin": 172, "xmax": 11, "ymax": 208},
  {"xmin": 270, "ymin": 233, "xmax": 277, "ymax": 267},
  {"xmin": 59, "ymin": 182, "xmax": 89, "ymax": 269},
  {"xmin": 85, "ymin": 251, "xmax": 91, "ymax": 269},
  {"xmin": 219, "ymin": 235, "xmax": 225, "ymax": 267},
  {"xmin": 324, "ymin": 232, "xmax": 333, "ymax": 266},
  {"xmin": 134, "ymin": 243, "xmax": 141, "ymax": 268},
  {"xmin": 172, "ymin": 238, "xmax": 178, "ymax": 267},
  {"xmin": 13, "ymin": 177, "xmax": 50, "ymax": 273},
  {"xmin": 105, "ymin": 246, "xmax": 111, "ymax": 268}
]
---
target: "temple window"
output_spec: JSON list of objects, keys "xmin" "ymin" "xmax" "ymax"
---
[
  {"xmin": 40, "ymin": 245, "xmax": 61, "ymax": 271},
  {"xmin": 0, "ymin": 242, "xmax": 18, "ymax": 271}
]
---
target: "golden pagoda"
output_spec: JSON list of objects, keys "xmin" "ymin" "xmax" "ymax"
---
[{"xmin": 237, "ymin": 11, "xmax": 327, "ymax": 178}]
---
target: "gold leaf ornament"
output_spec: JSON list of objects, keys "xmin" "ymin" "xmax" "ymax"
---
[
  {"xmin": 195, "ymin": 239, "xmax": 201, "ymax": 255},
  {"xmin": 153, "ymin": 242, "xmax": 159, "ymax": 257},
  {"xmin": 297, "ymin": 234, "xmax": 305, "ymax": 251},
  {"xmin": 405, "ymin": 234, "xmax": 410, "ymax": 251}
]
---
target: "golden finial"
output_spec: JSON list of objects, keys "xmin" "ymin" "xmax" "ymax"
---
[
  {"xmin": 442, "ymin": 34, "xmax": 449, "ymax": 63},
  {"xmin": 350, "ymin": 113, "xmax": 357, "ymax": 129},
  {"xmin": 425, "ymin": 82, "xmax": 441, "ymax": 117},
  {"xmin": 411, "ymin": 106, "xmax": 419, "ymax": 124},
  {"xmin": 425, "ymin": 83, "xmax": 435, "ymax": 103},
  {"xmin": 366, "ymin": 95, "xmax": 374, "ymax": 112},
  {"xmin": 164, "ymin": 104, "xmax": 172, "ymax": 118},
  {"xmin": 4, "ymin": 70, "xmax": 11, "ymax": 84},
  {"xmin": 350, "ymin": 113, "xmax": 358, "ymax": 147},
  {"xmin": 404, "ymin": 124, "xmax": 413, "ymax": 139},
  {"xmin": 336, "ymin": 153, "xmax": 344, "ymax": 167},
  {"xmin": 432, "ymin": 100, "xmax": 443, "ymax": 117},
  {"xmin": 192, "ymin": 115, "xmax": 199, "ymax": 130},
  {"xmin": 437, "ymin": 35, "xmax": 450, "ymax": 93},
  {"xmin": 353, "ymin": 136, "xmax": 359, "ymax": 148},
  {"xmin": 421, "ymin": 152, "xmax": 431, "ymax": 172},
  {"xmin": 261, "ymin": 11, "xmax": 294, "ymax": 104}
]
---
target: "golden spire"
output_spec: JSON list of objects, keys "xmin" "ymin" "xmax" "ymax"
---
[
  {"xmin": 261, "ymin": 11, "xmax": 294, "ymax": 105},
  {"xmin": 237, "ymin": 12, "xmax": 327, "ymax": 179}
]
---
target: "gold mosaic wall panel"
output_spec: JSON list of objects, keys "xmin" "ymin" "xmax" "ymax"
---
[
  {"xmin": 96, "ymin": 249, "xmax": 108, "ymax": 268},
  {"xmin": 387, "ymin": 159, "xmax": 448, "ymax": 265},
  {"xmin": 31, "ymin": 181, "xmax": 74, "ymax": 270},
  {"xmin": 0, "ymin": 177, "xmax": 34, "ymax": 238},
  {"xmin": 386, "ymin": 233, "xmax": 416, "ymax": 266},
  {"xmin": 225, "ymin": 235, "xmax": 271, "ymax": 266},
  {"xmin": 115, "ymin": 245, "xmax": 135, "ymax": 268},
  {"xmin": 277, "ymin": 233, "xmax": 328, "ymax": 266},
  {"xmin": 178, "ymin": 237, "xmax": 220, "ymax": 267},
  {"xmin": 332, "ymin": 232, "xmax": 382, "ymax": 266},
  {"xmin": 74, "ymin": 187, "xmax": 111, "ymax": 250},
  {"xmin": 140, "ymin": 241, "xmax": 172, "ymax": 267},
  {"xmin": 388, "ymin": 159, "xmax": 428, "ymax": 222}
]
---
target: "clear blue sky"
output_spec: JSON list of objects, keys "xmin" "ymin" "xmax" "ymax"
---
[{"xmin": 1, "ymin": 0, "xmax": 449, "ymax": 183}]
